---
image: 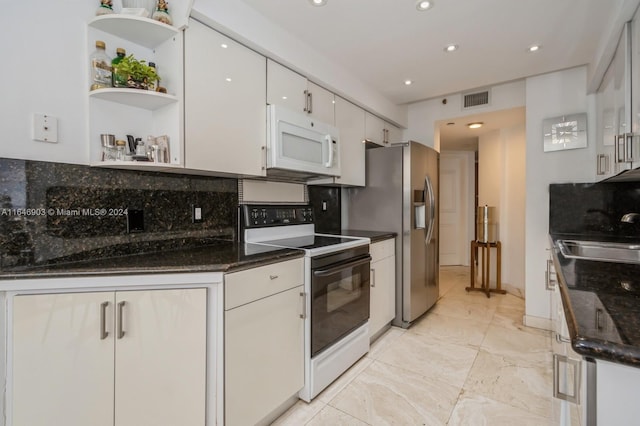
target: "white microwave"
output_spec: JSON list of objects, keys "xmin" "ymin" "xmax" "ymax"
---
[{"xmin": 266, "ymin": 105, "xmax": 340, "ymax": 180}]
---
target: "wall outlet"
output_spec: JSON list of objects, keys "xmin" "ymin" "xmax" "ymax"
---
[
  {"xmin": 192, "ymin": 205, "xmax": 203, "ymax": 223},
  {"xmin": 127, "ymin": 209, "xmax": 144, "ymax": 233},
  {"xmin": 32, "ymin": 113, "xmax": 58, "ymax": 143}
]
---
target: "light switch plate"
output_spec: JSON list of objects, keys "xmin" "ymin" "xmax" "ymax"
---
[{"xmin": 32, "ymin": 113, "xmax": 58, "ymax": 143}]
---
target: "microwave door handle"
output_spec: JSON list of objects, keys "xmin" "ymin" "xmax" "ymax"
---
[{"xmin": 324, "ymin": 134, "xmax": 333, "ymax": 167}]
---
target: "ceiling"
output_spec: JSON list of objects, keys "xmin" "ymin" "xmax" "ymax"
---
[{"xmin": 239, "ymin": 0, "xmax": 621, "ymax": 105}]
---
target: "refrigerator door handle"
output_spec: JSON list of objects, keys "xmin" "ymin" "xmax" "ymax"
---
[{"xmin": 424, "ymin": 175, "xmax": 436, "ymax": 245}]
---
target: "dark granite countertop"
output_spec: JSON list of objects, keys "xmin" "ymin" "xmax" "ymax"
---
[
  {"xmin": 550, "ymin": 233, "xmax": 640, "ymax": 368},
  {"xmin": 339, "ymin": 229, "xmax": 397, "ymax": 244},
  {"xmin": 0, "ymin": 239, "xmax": 304, "ymax": 280}
]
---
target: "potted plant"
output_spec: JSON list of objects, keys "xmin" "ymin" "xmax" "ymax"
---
[{"xmin": 112, "ymin": 54, "xmax": 159, "ymax": 90}]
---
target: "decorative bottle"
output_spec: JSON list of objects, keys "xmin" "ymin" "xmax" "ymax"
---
[
  {"xmin": 90, "ymin": 41, "xmax": 112, "ymax": 90},
  {"xmin": 111, "ymin": 48, "xmax": 127, "ymax": 88}
]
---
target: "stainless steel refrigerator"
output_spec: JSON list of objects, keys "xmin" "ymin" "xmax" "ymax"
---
[{"xmin": 346, "ymin": 141, "xmax": 439, "ymax": 328}]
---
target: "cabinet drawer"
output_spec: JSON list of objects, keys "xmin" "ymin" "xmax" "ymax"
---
[
  {"xmin": 370, "ymin": 239, "xmax": 395, "ymax": 262},
  {"xmin": 225, "ymin": 258, "xmax": 304, "ymax": 310}
]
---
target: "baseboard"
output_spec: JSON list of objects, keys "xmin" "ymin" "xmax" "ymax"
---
[{"xmin": 523, "ymin": 314, "xmax": 552, "ymax": 331}]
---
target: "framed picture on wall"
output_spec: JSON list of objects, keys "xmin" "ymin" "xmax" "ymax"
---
[{"xmin": 542, "ymin": 113, "xmax": 587, "ymax": 152}]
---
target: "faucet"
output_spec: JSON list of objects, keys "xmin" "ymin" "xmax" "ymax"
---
[{"xmin": 621, "ymin": 213, "xmax": 640, "ymax": 223}]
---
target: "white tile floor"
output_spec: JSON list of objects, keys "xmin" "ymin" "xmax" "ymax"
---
[{"xmin": 272, "ymin": 266, "xmax": 554, "ymax": 425}]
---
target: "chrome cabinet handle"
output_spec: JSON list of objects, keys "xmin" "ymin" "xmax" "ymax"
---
[
  {"xmin": 261, "ymin": 145, "xmax": 266, "ymax": 171},
  {"xmin": 117, "ymin": 301, "xmax": 126, "ymax": 339},
  {"xmin": 269, "ymin": 274, "xmax": 278, "ymax": 280},
  {"xmin": 545, "ymin": 259, "xmax": 556, "ymax": 290},
  {"xmin": 370, "ymin": 268, "xmax": 376, "ymax": 287},
  {"xmin": 626, "ymin": 133, "xmax": 636, "ymax": 162},
  {"xmin": 596, "ymin": 308, "xmax": 604, "ymax": 331},
  {"xmin": 555, "ymin": 332, "xmax": 571, "ymax": 344},
  {"xmin": 553, "ymin": 354, "xmax": 580, "ymax": 404},
  {"xmin": 299, "ymin": 292, "xmax": 307, "ymax": 319},
  {"xmin": 597, "ymin": 154, "xmax": 609, "ymax": 175},
  {"xmin": 308, "ymin": 91, "xmax": 313, "ymax": 114},
  {"xmin": 100, "ymin": 301, "xmax": 109, "ymax": 340}
]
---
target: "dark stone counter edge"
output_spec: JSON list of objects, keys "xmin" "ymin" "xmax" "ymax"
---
[
  {"xmin": 340, "ymin": 230, "xmax": 397, "ymax": 244},
  {"xmin": 550, "ymin": 234, "xmax": 640, "ymax": 368},
  {"xmin": 0, "ymin": 249, "xmax": 305, "ymax": 281}
]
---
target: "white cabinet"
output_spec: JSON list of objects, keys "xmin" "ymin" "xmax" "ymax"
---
[
  {"xmin": 224, "ymin": 258, "xmax": 305, "ymax": 426},
  {"xmin": 596, "ymin": 359, "xmax": 640, "ymax": 425},
  {"xmin": 267, "ymin": 59, "xmax": 335, "ymax": 124},
  {"xmin": 365, "ymin": 112, "xmax": 401, "ymax": 146},
  {"xmin": 595, "ymin": 61, "xmax": 616, "ymax": 180},
  {"xmin": 12, "ymin": 288, "xmax": 207, "ymax": 426},
  {"xmin": 184, "ymin": 19, "xmax": 267, "ymax": 177},
  {"xmin": 87, "ymin": 15, "xmax": 184, "ymax": 171},
  {"xmin": 369, "ymin": 238, "xmax": 396, "ymax": 340}
]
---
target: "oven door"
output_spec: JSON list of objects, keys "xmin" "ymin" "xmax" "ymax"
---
[{"xmin": 311, "ymin": 248, "xmax": 371, "ymax": 357}]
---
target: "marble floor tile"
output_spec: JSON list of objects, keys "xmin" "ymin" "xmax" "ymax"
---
[
  {"xmin": 409, "ymin": 311, "xmax": 490, "ymax": 348},
  {"xmin": 376, "ymin": 331, "xmax": 478, "ymax": 388},
  {"xmin": 447, "ymin": 391, "xmax": 552, "ymax": 426},
  {"xmin": 306, "ymin": 405, "xmax": 369, "ymax": 426},
  {"xmin": 330, "ymin": 360, "xmax": 460, "ymax": 426},
  {"xmin": 429, "ymin": 296, "xmax": 498, "ymax": 324},
  {"xmin": 481, "ymin": 324, "xmax": 551, "ymax": 367},
  {"xmin": 463, "ymin": 350, "xmax": 553, "ymax": 419},
  {"xmin": 271, "ymin": 398, "xmax": 326, "ymax": 426},
  {"xmin": 491, "ymin": 304, "xmax": 549, "ymax": 337},
  {"xmin": 367, "ymin": 326, "xmax": 406, "ymax": 360}
]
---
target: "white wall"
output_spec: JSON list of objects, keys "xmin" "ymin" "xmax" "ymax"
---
[
  {"xmin": 477, "ymin": 125, "xmax": 526, "ymax": 297},
  {"xmin": 524, "ymin": 66, "xmax": 597, "ymax": 327},
  {"xmin": 405, "ymin": 80, "xmax": 526, "ymax": 150}
]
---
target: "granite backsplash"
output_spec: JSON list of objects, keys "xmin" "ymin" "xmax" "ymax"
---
[
  {"xmin": 0, "ymin": 158, "xmax": 238, "ymax": 270},
  {"xmin": 549, "ymin": 181, "xmax": 640, "ymax": 238}
]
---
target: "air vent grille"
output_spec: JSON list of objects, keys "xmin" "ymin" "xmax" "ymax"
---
[{"xmin": 463, "ymin": 90, "xmax": 490, "ymax": 109}]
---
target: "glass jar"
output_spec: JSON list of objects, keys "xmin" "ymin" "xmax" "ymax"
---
[
  {"xmin": 111, "ymin": 48, "xmax": 128, "ymax": 88},
  {"xmin": 115, "ymin": 140, "xmax": 126, "ymax": 161},
  {"xmin": 90, "ymin": 41, "xmax": 112, "ymax": 90}
]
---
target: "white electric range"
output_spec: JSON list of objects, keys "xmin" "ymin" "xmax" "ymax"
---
[{"xmin": 241, "ymin": 204, "xmax": 371, "ymax": 401}]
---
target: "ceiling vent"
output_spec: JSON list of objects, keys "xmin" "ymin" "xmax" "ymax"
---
[{"xmin": 462, "ymin": 90, "xmax": 490, "ymax": 109}]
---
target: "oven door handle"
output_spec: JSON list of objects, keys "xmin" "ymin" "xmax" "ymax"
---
[{"xmin": 313, "ymin": 255, "xmax": 372, "ymax": 277}]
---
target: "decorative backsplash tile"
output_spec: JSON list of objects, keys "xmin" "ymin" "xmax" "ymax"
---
[
  {"xmin": 0, "ymin": 158, "xmax": 238, "ymax": 270},
  {"xmin": 549, "ymin": 182, "xmax": 640, "ymax": 238}
]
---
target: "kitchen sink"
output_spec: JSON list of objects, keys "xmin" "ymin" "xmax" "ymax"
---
[{"xmin": 557, "ymin": 239, "xmax": 640, "ymax": 264}]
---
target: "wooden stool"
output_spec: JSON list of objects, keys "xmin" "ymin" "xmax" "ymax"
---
[{"xmin": 466, "ymin": 240, "xmax": 506, "ymax": 298}]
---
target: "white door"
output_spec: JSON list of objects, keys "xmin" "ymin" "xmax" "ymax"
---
[
  {"xmin": 12, "ymin": 292, "xmax": 115, "ymax": 426},
  {"xmin": 439, "ymin": 151, "xmax": 474, "ymax": 265},
  {"xmin": 115, "ymin": 288, "xmax": 207, "ymax": 426}
]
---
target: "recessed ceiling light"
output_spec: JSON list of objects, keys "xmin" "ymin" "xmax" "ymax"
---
[
  {"xmin": 444, "ymin": 44, "xmax": 458, "ymax": 53},
  {"xmin": 404, "ymin": 80, "xmax": 413, "ymax": 86},
  {"xmin": 221, "ymin": 44, "xmax": 228, "ymax": 49},
  {"xmin": 416, "ymin": 0, "xmax": 433, "ymax": 11},
  {"xmin": 225, "ymin": 77, "xmax": 232, "ymax": 82},
  {"xmin": 467, "ymin": 122, "xmax": 483, "ymax": 129},
  {"xmin": 309, "ymin": 0, "xmax": 327, "ymax": 6},
  {"xmin": 527, "ymin": 44, "xmax": 541, "ymax": 53}
]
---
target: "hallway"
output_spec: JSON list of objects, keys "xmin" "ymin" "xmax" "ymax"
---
[{"xmin": 273, "ymin": 266, "xmax": 553, "ymax": 425}]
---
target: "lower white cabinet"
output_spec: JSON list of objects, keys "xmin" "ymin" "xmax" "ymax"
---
[
  {"xmin": 12, "ymin": 288, "xmax": 207, "ymax": 426},
  {"xmin": 224, "ymin": 258, "xmax": 305, "ymax": 426},
  {"xmin": 369, "ymin": 238, "xmax": 396, "ymax": 339}
]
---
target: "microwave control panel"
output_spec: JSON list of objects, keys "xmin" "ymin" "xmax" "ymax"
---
[{"xmin": 242, "ymin": 204, "xmax": 314, "ymax": 228}]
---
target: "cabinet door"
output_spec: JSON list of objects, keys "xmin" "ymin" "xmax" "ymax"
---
[
  {"xmin": 365, "ymin": 112, "xmax": 387, "ymax": 146},
  {"xmin": 225, "ymin": 286, "xmax": 304, "ymax": 426},
  {"xmin": 267, "ymin": 59, "xmax": 308, "ymax": 112},
  {"xmin": 335, "ymin": 97, "xmax": 366, "ymax": 186},
  {"xmin": 369, "ymin": 240, "xmax": 396, "ymax": 339},
  {"xmin": 12, "ymin": 292, "xmax": 115, "ymax": 426},
  {"xmin": 613, "ymin": 23, "xmax": 633, "ymax": 171},
  {"xmin": 596, "ymin": 61, "xmax": 616, "ymax": 180},
  {"xmin": 115, "ymin": 288, "xmax": 207, "ymax": 426},
  {"xmin": 185, "ymin": 19, "xmax": 266, "ymax": 176},
  {"xmin": 307, "ymin": 81, "xmax": 335, "ymax": 125},
  {"xmin": 386, "ymin": 122, "xmax": 403, "ymax": 144}
]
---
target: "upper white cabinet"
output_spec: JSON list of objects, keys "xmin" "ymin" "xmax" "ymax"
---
[
  {"xmin": 184, "ymin": 19, "xmax": 267, "ymax": 177},
  {"xmin": 335, "ymin": 97, "xmax": 366, "ymax": 186},
  {"xmin": 365, "ymin": 112, "xmax": 401, "ymax": 146},
  {"xmin": 12, "ymin": 288, "xmax": 207, "ymax": 426},
  {"xmin": 267, "ymin": 59, "xmax": 335, "ymax": 125},
  {"xmin": 87, "ymin": 15, "xmax": 184, "ymax": 171},
  {"xmin": 595, "ymin": 61, "xmax": 616, "ymax": 180}
]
